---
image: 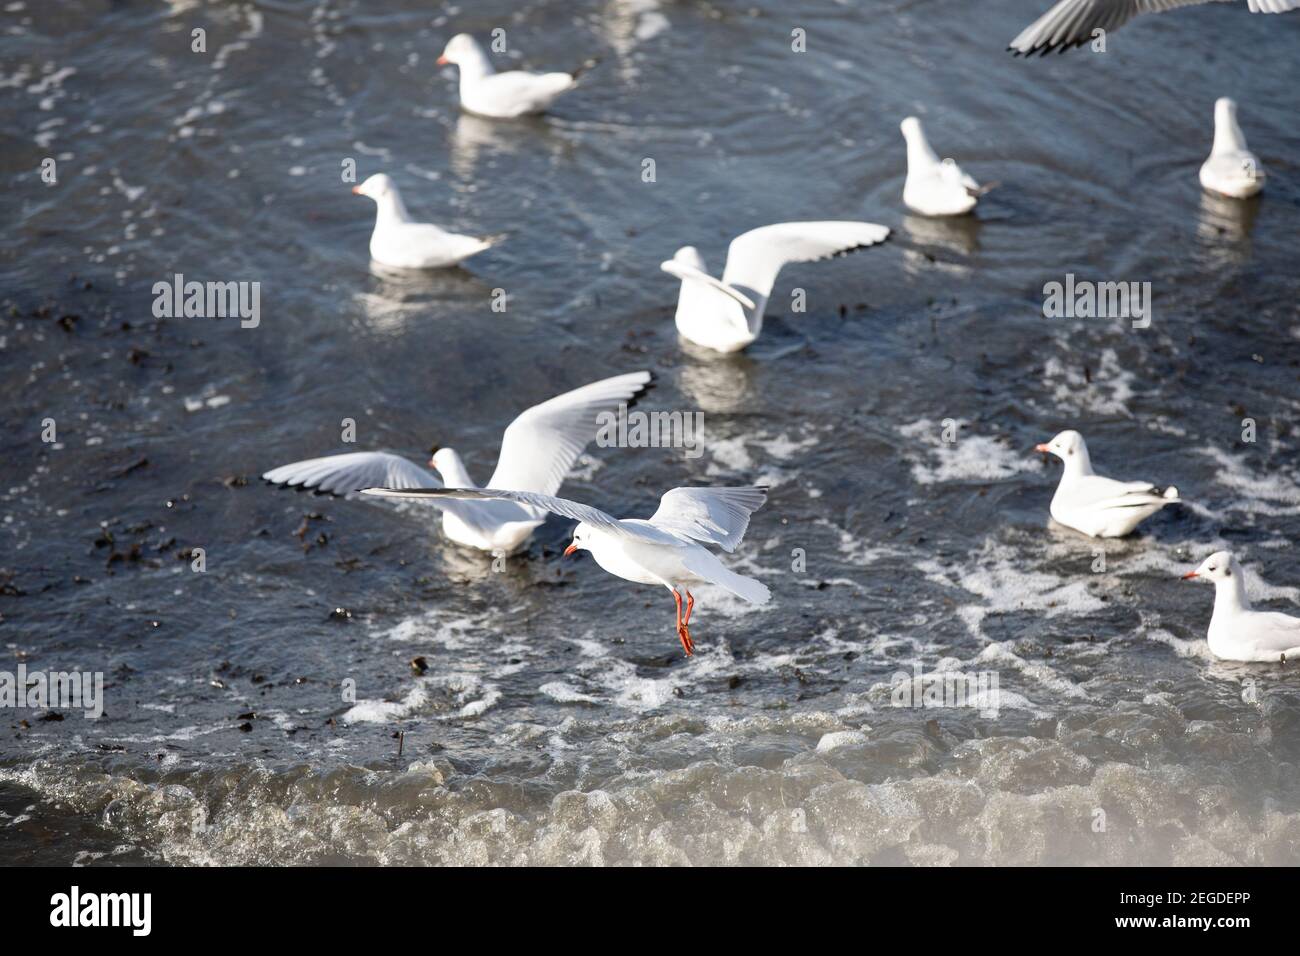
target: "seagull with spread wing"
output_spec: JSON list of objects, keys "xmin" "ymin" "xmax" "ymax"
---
[
  {"xmin": 362, "ymin": 485, "xmax": 771, "ymax": 657},
  {"xmin": 263, "ymin": 371, "xmax": 652, "ymax": 556},
  {"xmin": 1008, "ymin": 0, "xmax": 1299, "ymax": 56},
  {"xmin": 660, "ymin": 222, "xmax": 891, "ymax": 354}
]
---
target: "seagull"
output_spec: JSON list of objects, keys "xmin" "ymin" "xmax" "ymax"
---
[
  {"xmin": 361, "ymin": 485, "xmax": 771, "ymax": 657},
  {"xmin": 900, "ymin": 117, "xmax": 988, "ymax": 218},
  {"xmin": 1182, "ymin": 551, "xmax": 1300, "ymax": 662},
  {"xmin": 1035, "ymin": 430, "xmax": 1180, "ymax": 537},
  {"xmin": 1200, "ymin": 97, "xmax": 1266, "ymax": 199},
  {"xmin": 263, "ymin": 371, "xmax": 652, "ymax": 555},
  {"xmin": 1009, "ymin": 0, "xmax": 1300, "ymax": 56},
  {"xmin": 436, "ymin": 33, "xmax": 588, "ymax": 118},
  {"xmin": 660, "ymin": 222, "xmax": 891, "ymax": 353},
  {"xmin": 352, "ymin": 174, "xmax": 502, "ymax": 269}
]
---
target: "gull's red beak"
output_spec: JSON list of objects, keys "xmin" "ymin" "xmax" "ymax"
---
[
  {"xmin": 351, "ymin": 185, "xmax": 362, "ymax": 195},
  {"xmin": 436, "ymin": 55, "xmax": 450, "ymax": 65},
  {"xmin": 563, "ymin": 543, "xmax": 578, "ymax": 557},
  {"xmin": 1034, "ymin": 443, "xmax": 1050, "ymax": 453},
  {"xmin": 1182, "ymin": 571, "xmax": 1199, "ymax": 580}
]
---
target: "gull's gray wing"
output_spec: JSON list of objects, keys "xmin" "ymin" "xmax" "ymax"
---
[
  {"xmin": 488, "ymin": 371, "xmax": 653, "ymax": 496},
  {"xmin": 1007, "ymin": 0, "xmax": 1296, "ymax": 56},
  {"xmin": 646, "ymin": 486, "xmax": 768, "ymax": 552},
  {"xmin": 360, "ymin": 487, "xmax": 656, "ymax": 540},
  {"xmin": 263, "ymin": 452, "xmax": 440, "ymax": 496}
]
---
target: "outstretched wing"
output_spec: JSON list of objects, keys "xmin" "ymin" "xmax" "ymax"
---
[
  {"xmin": 647, "ymin": 486, "xmax": 768, "ymax": 552},
  {"xmin": 721, "ymin": 222, "xmax": 891, "ymax": 300},
  {"xmin": 1007, "ymin": 0, "xmax": 1292, "ymax": 56},
  {"xmin": 359, "ymin": 487, "xmax": 653, "ymax": 540},
  {"xmin": 488, "ymin": 371, "xmax": 653, "ymax": 496},
  {"xmin": 263, "ymin": 452, "xmax": 440, "ymax": 496},
  {"xmin": 660, "ymin": 258, "xmax": 757, "ymax": 311}
]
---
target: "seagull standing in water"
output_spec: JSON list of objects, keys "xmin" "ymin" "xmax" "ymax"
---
[
  {"xmin": 353, "ymin": 174, "xmax": 502, "ymax": 269},
  {"xmin": 900, "ymin": 117, "xmax": 988, "ymax": 217},
  {"xmin": 661, "ymin": 222, "xmax": 891, "ymax": 353},
  {"xmin": 362, "ymin": 485, "xmax": 771, "ymax": 657},
  {"xmin": 436, "ymin": 33, "xmax": 588, "ymax": 118},
  {"xmin": 1035, "ymin": 430, "xmax": 1181, "ymax": 537},
  {"xmin": 1182, "ymin": 551, "xmax": 1300, "ymax": 662},
  {"xmin": 1200, "ymin": 98, "xmax": 1266, "ymax": 199},
  {"xmin": 263, "ymin": 371, "xmax": 652, "ymax": 556},
  {"xmin": 1009, "ymin": 0, "xmax": 1299, "ymax": 56}
]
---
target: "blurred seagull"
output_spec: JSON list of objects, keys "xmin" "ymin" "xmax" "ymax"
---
[
  {"xmin": 437, "ymin": 33, "xmax": 591, "ymax": 118},
  {"xmin": 1035, "ymin": 430, "xmax": 1181, "ymax": 537},
  {"xmin": 263, "ymin": 371, "xmax": 652, "ymax": 555},
  {"xmin": 1009, "ymin": 0, "xmax": 1300, "ymax": 56},
  {"xmin": 661, "ymin": 222, "xmax": 891, "ymax": 353},
  {"xmin": 362, "ymin": 485, "xmax": 771, "ymax": 657},
  {"xmin": 353, "ymin": 174, "xmax": 502, "ymax": 269},
  {"xmin": 1182, "ymin": 551, "xmax": 1300, "ymax": 662},
  {"xmin": 1200, "ymin": 97, "xmax": 1266, "ymax": 199},
  {"xmin": 900, "ymin": 117, "xmax": 991, "ymax": 217}
]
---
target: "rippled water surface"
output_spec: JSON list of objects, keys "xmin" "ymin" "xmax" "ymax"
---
[{"xmin": 2, "ymin": 0, "xmax": 1300, "ymax": 865}]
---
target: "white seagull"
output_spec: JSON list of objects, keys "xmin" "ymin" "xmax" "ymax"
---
[
  {"xmin": 353, "ymin": 174, "xmax": 502, "ymax": 269},
  {"xmin": 661, "ymin": 222, "xmax": 891, "ymax": 353},
  {"xmin": 362, "ymin": 485, "xmax": 771, "ymax": 657},
  {"xmin": 263, "ymin": 371, "xmax": 652, "ymax": 555},
  {"xmin": 1182, "ymin": 551, "xmax": 1300, "ymax": 662},
  {"xmin": 1009, "ymin": 0, "xmax": 1300, "ymax": 56},
  {"xmin": 436, "ymin": 33, "xmax": 587, "ymax": 119},
  {"xmin": 1035, "ymin": 430, "xmax": 1181, "ymax": 537},
  {"xmin": 900, "ymin": 117, "xmax": 987, "ymax": 218},
  {"xmin": 1200, "ymin": 97, "xmax": 1266, "ymax": 199}
]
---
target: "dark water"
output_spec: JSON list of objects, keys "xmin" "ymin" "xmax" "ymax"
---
[{"xmin": 2, "ymin": 0, "xmax": 1299, "ymax": 865}]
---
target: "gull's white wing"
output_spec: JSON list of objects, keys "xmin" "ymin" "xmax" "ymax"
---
[
  {"xmin": 1068, "ymin": 475, "xmax": 1177, "ymax": 510},
  {"xmin": 1008, "ymin": 0, "xmax": 1297, "ymax": 56},
  {"xmin": 720, "ymin": 222, "xmax": 891, "ymax": 300},
  {"xmin": 487, "ymin": 371, "xmax": 653, "ymax": 496},
  {"xmin": 360, "ymin": 487, "xmax": 658, "ymax": 541},
  {"xmin": 660, "ymin": 259, "xmax": 757, "ymax": 311},
  {"xmin": 647, "ymin": 486, "xmax": 768, "ymax": 553},
  {"xmin": 263, "ymin": 452, "xmax": 440, "ymax": 496},
  {"xmin": 1250, "ymin": 610, "xmax": 1300, "ymax": 654}
]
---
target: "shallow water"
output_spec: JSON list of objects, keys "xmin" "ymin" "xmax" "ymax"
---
[{"xmin": 2, "ymin": 0, "xmax": 1299, "ymax": 865}]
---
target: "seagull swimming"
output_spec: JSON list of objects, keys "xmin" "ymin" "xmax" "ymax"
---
[
  {"xmin": 353, "ymin": 173, "xmax": 502, "ymax": 269},
  {"xmin": 263, "ymin": 371, "xmax": 652, "ymax": 555},
  {"xmin": 900, "ymin": 117, "xmax": 987, "ymax": 217},
  {"xmin": 362, "ymin": 485, "xmax": 771, "ymax": 657},
  {"xmin": 437, "ymin": 33, "xmax": 586, "ymax": 118},
  {"xmin": 661, "ymin": 222, "xmax": 891, "ymax": 353},
  {"xmin": 1182, "ymin": 551, "xmax": 1300, "ymax": 662},
  {"xmin": 1200, "ymin": 97, "xmax": 1266, "ymax": 199},
  {"xmin": 1009, "ymin": 0, "xmax": 1299, "ymax": 56},
  {"xmin": 1035, "ymin": 430, "xmax": 1180, "ymax": 537}
]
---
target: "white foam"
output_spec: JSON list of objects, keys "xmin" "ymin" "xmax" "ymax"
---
[{"xmin": 898, "ymin": 419, "xmax": 1036, "ymax": 485}]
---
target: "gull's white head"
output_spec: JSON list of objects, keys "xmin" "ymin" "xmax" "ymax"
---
[
  {"xmin": 563, "ymin": 523, "xmax": 593, "ymax": 557},
  {"xmin": 900, "ymin": 116, "xmax": 923, "ymax": 140},
  {"xmin": 428, "ymin": 446, "xmax": 457, "ymax": 472},
  {"xmin": 665, "ymin": 246, "xmax": 706, "ymax": 272},
  {"xmin": 437, "ymin": 33, "xmax": 482, "ymax": 67},
  {"xmin": 1035, "ymin": 429, "xmax": 1086, "ymax": 461},
  {"xmin": 352, "ymin": 173, "xmax": 396, "ymax": 201},
  {"xmin": 1183, "ymin": 550, "xmax": 1238, "ymax": 584}
]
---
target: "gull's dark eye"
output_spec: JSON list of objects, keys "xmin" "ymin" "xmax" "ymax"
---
[
  {"xmin": 1224, "ymin": 569, "xmax": 1231, "ymax": 577},
  {"xmin": 1208, "ymin": 566, "xmax": 1216, "ymax": 572},
  {"xmin": 1067, "ymin": 449, "xmax": 1074, "ymax": 456}
]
